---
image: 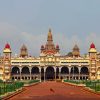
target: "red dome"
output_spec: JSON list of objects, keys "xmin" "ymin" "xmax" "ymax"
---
[
  {"xmin": 5, "ymin": 43, "xmax": 11, "ymax": 49},
  {"xmin": 41, "ymin": 45, "xmax": 44, "ymax": 48},
  {"xmin": 56, "ymin": 45, "xmax": 59, "ymax": 48},
  {"xmin": 90, "ymin": 43, "xmax": 95, "ymax": 48}
]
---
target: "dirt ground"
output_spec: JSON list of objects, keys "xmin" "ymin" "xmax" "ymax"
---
[{"xmin": 9, "ymin": 81, "xmax": 100, "ymax": 100}]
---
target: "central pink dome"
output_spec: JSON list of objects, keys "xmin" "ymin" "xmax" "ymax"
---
[
  {"xmin": 90, "ymin": 43, "xmax": 95, "ymax": 48},
  {"xmin": 5, "ymin": 43, "xmax": 11, "ymax": 49}
]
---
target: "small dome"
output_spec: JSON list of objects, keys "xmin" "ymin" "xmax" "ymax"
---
[
  {"xmin": 5, "ymin": 43, "xmax": 11, "ymax": 49},
  {"xmin": 21, "ymin": 44, "xmax": 27, "ymax": 50},
  {"xmin": 41, "ymin": 45, "xmax": 44, "ymax": 48},
  {"xmin": 73, "ymin": 44, "xmax": 79, "ymax": 50},
  {"xmin": 56, "ymin": 45, "xmax": 59, "ymax": 48},
  {"xmin": 90, "ymin": 43, "xmax": 95, "ymax": 48}
]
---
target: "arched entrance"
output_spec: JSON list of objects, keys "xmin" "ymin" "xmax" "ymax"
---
[
  {"xmin": 61, "ymin": 66, "xmax": 69, "ymax": 79},
  {"xmin": 81, "ymin": 67, "xmax": 89, "ymax": 74},
  {"xmin": 41, "ymin": 68, "xmax": 44, "ymax": 81},
  {"xmin": 12, "ymin": 67, "xmax": 20, "ymax": 75},
  {"xmin": 45, "ymin": 66, "xmax": 55, "ymax": 80},
  {"xmin": 31, "ymin": 67, "xmax": 39, "ymax": 74},
  {"xmin": 71, "ymin": 66, "xmax": 79, "ymax": 74},
  {"xmin": 31, "ymin": 67, "xmax": 40, "ymax": 80},
  {"xmin": 80, "ymin": 67, "xmax": 89, "ymax": 80},
  {"xmin": 21, "ymin": 66, "xmax": 30, "ymax": 74},
  {"xmin": 61, "ymin": 66, "xmax": 69, "ymax": 74},
  {"xmin": 56, "ymin": 67, "xmax": 59, "ymax": 79},
  {"xmin": 70, "ymin": 66, "xmax": 79, "ymax": 80}
]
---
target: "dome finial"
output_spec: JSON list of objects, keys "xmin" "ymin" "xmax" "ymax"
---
[
  {"xmin": 90, "ymin": 43, "xmax": 95, "ymax": 49},
  {"xmin": 5, "ymin": 43, "xmax": 11, "ymax": 49},
  {"xmin": 49, "ymin": 28, "xmax": 51, "ymax": 33},
  {"xmin": 47, "ymin": 28, "xmax": 53, "ymax": 41}
]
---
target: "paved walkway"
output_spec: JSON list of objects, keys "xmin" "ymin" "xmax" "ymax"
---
[{"xmin": 9, "ymin": 81, "xmax": 100, "ymax": 100}]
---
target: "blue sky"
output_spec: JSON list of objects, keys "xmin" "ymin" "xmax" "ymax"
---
[{"xmin": 0, "ymin": 0, "xmax": 100, "ymax": 56}]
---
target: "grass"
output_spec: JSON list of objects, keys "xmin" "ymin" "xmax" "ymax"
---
[
  {"xmin": 0, "ymin": 79, "xmax": 40, "ymax": 96},
  {"xmin": 16, "ymin": 80, "xmax": 40, "ymax": 84},
  {"xmin": 64, "ymin": 80, "xmax": 100, "ymax": 92},
  {"xmin": 0, "ymin": 81, "xmax": 24, "ymax": 95}
]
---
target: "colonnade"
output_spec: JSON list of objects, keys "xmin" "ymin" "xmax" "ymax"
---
[{"xmin": 11, "ymin": 66, "xmax": 89, "ymax": 81}]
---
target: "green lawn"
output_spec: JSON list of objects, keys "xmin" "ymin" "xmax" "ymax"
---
[
  {"xmin": 64, "ymin": 80, "xmax": 100, "ymax": 92},
  {"xmin": 16, "ymin": 80, "xmax": 40, "ymax": 84},
  {"xmin": 0, "ymin": 82, "xmax": 24, "ymax": 95}
]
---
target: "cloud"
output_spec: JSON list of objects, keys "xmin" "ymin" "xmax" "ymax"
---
[
  {"xmin": 0, "ymin": 22, "xmax": 47, "ymax": 56},
  {"xmin": 0, "ymin": 22, "xmax": 100, "ymax": 57}
]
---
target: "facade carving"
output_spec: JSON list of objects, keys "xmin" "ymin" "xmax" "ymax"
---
[{"xmin": 0, "ymin": 29, "xmax": 100, "ymax": 81}]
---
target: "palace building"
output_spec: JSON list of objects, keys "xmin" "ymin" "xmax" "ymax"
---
[{"xmin": 0, "ymin": 29, "xmax": 100, "ymax": 81}]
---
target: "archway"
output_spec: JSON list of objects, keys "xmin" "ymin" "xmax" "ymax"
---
[
  {"xmin": 81, "ymin": 67, "xmax": 89, "ymax": 74},
  {"xmin": 21, "ymin": 66, "xmax": 30, "ymax": 74},
  {"xmin": 61, "ymin": 66, "xmax": 69, "ymax": 74},
  {"xmin": 41, "ymin": 68, "xmax": 44, "ymax": 81},
  {"xmin": 31, "ymin": 67, "xmax": 39, "ymax": 74},
  {"xmin": 45, "ymin": 66, "xmax": 55, "ymax": 80},
  {"xmin": 12, "ymin": 67, "xmax": 20, "ymax": 75},
  {"xmin": 56, "ymin": 67, "xmax": 59, "ymax": 79},
  {"xmin": 71, "ymin": 66, "xmax": 79, "ymax": 74}
]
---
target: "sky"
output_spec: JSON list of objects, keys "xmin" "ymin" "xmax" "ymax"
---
[{"xmin": 0, "ymin": 0, "xmax": 100, "ymax": 56}]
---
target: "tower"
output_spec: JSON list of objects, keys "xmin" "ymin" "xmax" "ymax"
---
[
  {"xmin": 41, "ymin": 45, "xmax": 45, "ymax": 53},
  {"xmin": 3, "ymin": 43, "xmax": 12, "ymax": 81},
  {"xmin": 45, "ymin": 28, "xmax": 55, "ymax": 52},
  {"xmin": 72, "ymin": 44, "xmax": 80, "ymax": 57},
  {"xmin": 89, "ymin": 43, "xmax": 97, "ymax": 80},
  {"xmin": 56, "ymin": 44, "xmax": 60, "ymax": 53},
  {"xmin": 20, "ymin": 44, "xmax": 28, "ymax": 58},
  {"xmin": 40, "ymin": 29, "xmax": 60, "ymax": 55},
  {"xmin": 40, "ymin": 29, "xmax": 60, "ymax": 70}
]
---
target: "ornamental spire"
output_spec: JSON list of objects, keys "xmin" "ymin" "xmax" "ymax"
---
[{"xmin": 47, "ymin": 28, "xmax": 53, "ymax": 41}]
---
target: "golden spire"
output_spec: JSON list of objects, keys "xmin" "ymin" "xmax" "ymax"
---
[{"xmin": 47, "ymin": 28, "xmax": 53, "ymax": 41}]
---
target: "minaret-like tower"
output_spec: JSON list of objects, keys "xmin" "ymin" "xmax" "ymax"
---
[
  {"xmin": 3, "ymin": 43, "xmax": 12, "ymax": 81},
  {"xmin": 45, "ymin": 29, "xmax": 55, "ymax": 51},
  {"xmin": 20, "ymin": 44, "xmax": 28, "ymax": 58},
  {"xmin": 56, "ymin": 45, "xmax": 60, "ymax": 53},
  {"xmin": 41, "ymin": 29, "xmax": 60, "ymax": 54},
  {"xmin": 89, "ymin": 43, "xmax": 97, "ymax": 80},
  {"xmin": 72, "ymin": 44, "xmax": 80, "ymax": 57}
]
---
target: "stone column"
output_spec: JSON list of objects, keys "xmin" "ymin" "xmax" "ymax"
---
[
  {"xmin": 59, "ymin": 67, "xmax": 62, "ymax": 79},
  {"xmin": 19, "ymin": 67, "xmax": 22, "ymax": 80},
  {"xmin": 39, "ymin": 67, "xmax": 41, "ymax": 82},
  {"xmin": 29, "ymin": 67, "xmax": 32, "ymax": 80},
  {"xmin": 44, "ymin": 67, "xmax": 46, "ymax": 82},
  {"xmin": 69, "ymin": 67, "xmax": 71, "ymax": 80},
  {"xmin": 72, "ymin": 67, "xmax": 74, "ymax": 80},
  {"xmin": 79, "ymin": 67, "xmax": 81, "ymax": 80},
  {"xmin": 54, "ymin": 67, "xmax": 56, "ymax": 81}
]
